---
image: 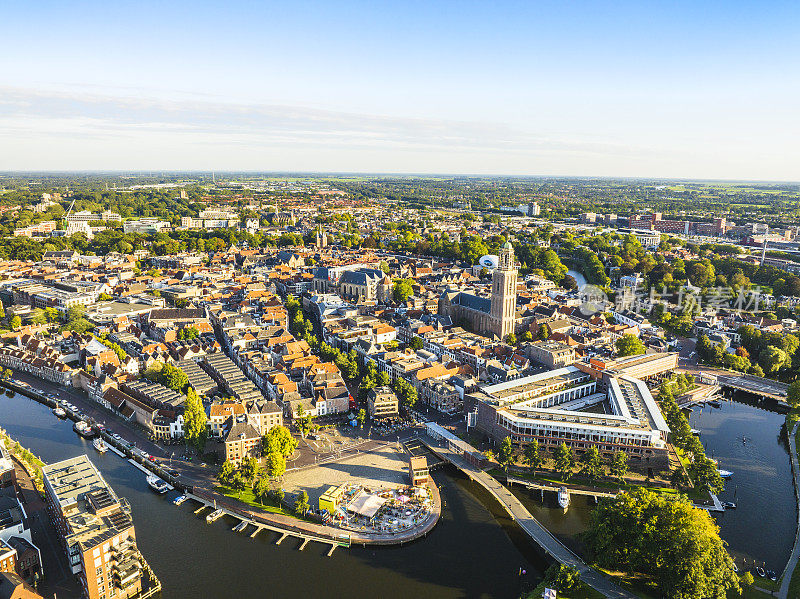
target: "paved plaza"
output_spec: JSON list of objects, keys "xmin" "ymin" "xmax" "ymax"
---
[{"xmin": 283, "ymin": 443, "xmax": 411, "ymax": 505}]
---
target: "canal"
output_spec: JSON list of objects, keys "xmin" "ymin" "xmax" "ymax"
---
[
  {"xmin": 689, "ymin": 398, "xmax": 796, "ymax": 572},
  {"xmin": 0, "ymin": 392, "xmax": 545, "ymax": 599},
  {"xmin": 508, "ymin": 397, "xmax": 797, "ymax": 574}
]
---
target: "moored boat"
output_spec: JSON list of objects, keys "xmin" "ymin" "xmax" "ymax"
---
[
  {"xmin": 756, "ymin": 566, "xmax": 766, "ymax": 577},
  {"xmin": 717, "ymin": 469, "xmax": 733, "ymax": 479},
  {"xmin": 73, "ymin": 420, "xmax": 96, "ymax": 439},
  {"xmin": 92, "ymin": 438, "xmax": 108, "ymax": 453},
  {"xmin": 52, "ymin": 407, "xmax": 67, "ymax": 419},
  {"xmin": 557, "ymin": 487, "xmax": 570, "ymax": 510},
  {"xmin": 207, "ymin": 508, "xmax": 224, "ymax": 523},
  {"xmin": 173, "ymin": 495, "xmax": 187, "ymax": 506},
  {"xmin": 146, "ymin": 474, "xmax": 169, "ymax": 494}
]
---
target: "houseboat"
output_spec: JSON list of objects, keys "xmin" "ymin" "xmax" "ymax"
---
[{"xmin": 73, "ymin": 421, "xmax": 96, "ymax": 439}]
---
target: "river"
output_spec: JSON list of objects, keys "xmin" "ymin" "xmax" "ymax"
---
[
  {"xmin": 566, "ymin": 269, "xmax": 587, "ymax": 290},
  {"xmin": 0, "ymin": 392, "xmax": 545, "ymax": 599}
]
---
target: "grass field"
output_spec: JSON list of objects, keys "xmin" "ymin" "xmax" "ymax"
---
[{"xmin": 215, "ymin": 484, "xmax": 299, "ymax": 518}]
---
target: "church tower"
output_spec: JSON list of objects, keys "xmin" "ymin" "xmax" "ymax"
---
[{"xmin": 490, "ymin": 241, "xmax": 518, "ymax": 340}]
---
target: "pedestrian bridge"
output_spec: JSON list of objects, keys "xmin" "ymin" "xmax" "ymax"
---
[{"xmin": 420, "ymin": 423, "xmax": 636, "ymax": 599}]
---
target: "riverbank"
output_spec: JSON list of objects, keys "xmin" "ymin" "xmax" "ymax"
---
[
  {"xmin": 0, "ymin": 391, "xmax": 540, "ymax": 599},
  {"xmin": 0, "ymin": 376, "xmax": 442, "ymax": 547}
]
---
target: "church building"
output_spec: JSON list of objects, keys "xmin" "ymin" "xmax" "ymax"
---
[{"xmin": 438, "ymin": 242, "xmax": 518, "ymax": 340}]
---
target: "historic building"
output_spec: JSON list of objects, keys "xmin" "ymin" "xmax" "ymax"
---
[{"xmin": 438, "ymin": 242, "xmax": 518, "ymax": 340}]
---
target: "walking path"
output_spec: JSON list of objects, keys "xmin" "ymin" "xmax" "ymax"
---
[
  {"xmin": 778, "ymin": 422, "xmax": 800, "ymax": 599},
  {"xmin": 420, "ymin": 436, "xmax": 636, "ymax": 599}
]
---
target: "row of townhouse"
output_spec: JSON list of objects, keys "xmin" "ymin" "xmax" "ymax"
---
[{"xmin": 0, "ymin": 346, "xmax": 73, "ymax": 386}]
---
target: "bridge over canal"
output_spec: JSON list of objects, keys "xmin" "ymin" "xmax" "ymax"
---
[{"xmin": 420, "ymin": 423, "xmax": 637, "ymax": 599}]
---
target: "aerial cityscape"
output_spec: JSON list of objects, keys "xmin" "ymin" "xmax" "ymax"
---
[{"xmin": 1, "ymin": 2, "xmax": 799, "ymax": 599}]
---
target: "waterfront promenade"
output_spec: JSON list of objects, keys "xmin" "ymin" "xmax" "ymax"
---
[
  {"xmin": 1, "ymin": 375, "xmax": 441, "ymax": 548},
  {"xmin": 419, "ymin": 434, "xmax": 637, "ymax": 599}
]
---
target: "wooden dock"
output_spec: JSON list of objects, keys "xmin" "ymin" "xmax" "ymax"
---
[{"xmin": 184, "ymin": 493, "xmax": 349, "ymax": 556}]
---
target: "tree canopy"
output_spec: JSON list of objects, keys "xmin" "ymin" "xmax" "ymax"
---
[{"xmin": 583, "ymin": 488, "xmax": 739, "ymax": 599}]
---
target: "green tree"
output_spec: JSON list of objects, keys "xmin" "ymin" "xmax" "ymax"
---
[
  {"xmin": 376, "ymin": 370, "xmax": 390, "ymax": 387},
  {"xmin": 608, "ymin": 451, "xmax": 629, "ymax": 481},
  {"xmin": 9, "ymin": 315, "xmax": 21, "ymax": 330},
  {"xmin": 583, "ymin": 488, "xmax": 739, "ymax": 599},
  {"xmin": 357, "ymin": 408, "xmax": 367, "ymax": 428},
  {"xmin": 580, "ymin": 446, "xmax": 603, "ymax": 481},
  {"xmin": 264, "ymin": 425, "xmax": 298, "ymax": 457},
  {"xmin": 252, "ymin": 476, "xmax": 269, "ymax": 505},
  {"xmin": 393, "ymin": 279, "xmax": 414, "ymax": 302},
  {"xmin": 740, "ymin": 571, "xmax": 754, "ymax": 587},
  {"xmin": 182, "ymin": 387, "xmax": 208, "ymax": 452},
  {"xmin": 788, "ymin": 380, "xmax": 800, "ymax": 408},
  {"xmin": 554, "ymin": 442, "xmax": 575, "ymax": 481},
  {"xmin": 409, "ymin": 336, "xmax": 424, "ymax": 350},
  {"xmin": 523, "ymin": 439, "xmax": 543, "ymax": 475},
  {"xmin": 231, "ymin": 471, "xmax": 246, "ymax": 497},
  {"xmin": 265, "ymin": 451, "xmax": 286, "ymax": 479},
  {"xmin": 521, "ymin": 330, "xmax": 533, "ymax": 342},
  {"xmin": 689, "ymin": 455, "xmax": 724, "ymax": 494},
  {"xmin": 759, "ymin": 345, "xmax": 789, "ymax": 374},
  {"xmin": 217, "ymin": 460, "xmax": 235, "ymax": 486},
  {"xmin": 615, "ymin": 334, "xmax": 646, "ymax": 357},
  {"xmin": 537, "ymin": 323, "xmax": 551, "ymax": 341},
  {"xmin": 505, "ymin": 333, "xmax": 517, "ymax": 346},
  {"xmin": 497, "ymin": 437, "xmax": 514, "ymax": 472},
  {"xmin": 240, "ymin": 456, "xmax": 258, "ymax": 484},
  {"xmin": 29, "ymin": 308, "xmax": 47, "ymax": 325},
  {"xmin": 544, "ymin": 563, "xmax": 581, "ymax": 592},
  {"xmin": 294, "ymin": 490, "xmax": 310, "ymax": 515}
]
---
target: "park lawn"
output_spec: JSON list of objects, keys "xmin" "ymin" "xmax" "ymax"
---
[
  {"xmin": 740, "ymin": 586, "xmax": 775, "ymax": 599},
  {"xmin": 215, "ymin": 484, "xmax": 298, "ymax": 518}
]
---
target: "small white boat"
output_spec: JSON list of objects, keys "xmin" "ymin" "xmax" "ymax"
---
[
  {"xmin": 733, "ymin": 563, "xmax": 738, "ymax": 573},
  {"xmin": 557, "ymin": 487, "xmax": 570, "ymax": 510},
  {"xmin": 718, "ymin": 469, "xmax": 733, "ymax": 479},
  {"xmin": 690, "ymin": 428, "xmax": 701, "ymax": 436},
  {"xmin": 206, "ymin": 508, "xmax": 224, "ymax": 523},
  {"xmin": 722, "ymin": 501, "xmax": 736, "ymax": 509},
  {"xmin": 53, "ymin": 407, "xmax": 67, "ymax": 418},
  {"xmin": 756, "ymin": 566, "xmax": 766, "ymax": 577},
  {"xmin": 146, "ymin": 474, "xmax": 169, "ymax": 494},
  {"xmin": 92, "ymin": 438, "xmax": 108, "ymax": 453},
  {"xmin": 173, "ymin": 495, "xmax": 187, "ymax": 506}
]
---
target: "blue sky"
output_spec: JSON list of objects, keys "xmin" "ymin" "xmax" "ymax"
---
[{"xmin": 1, "ymin": 0, "xmax": 798, "ymax": 179}]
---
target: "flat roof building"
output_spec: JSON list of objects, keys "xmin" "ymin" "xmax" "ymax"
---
[
  {"xmin": 42, "ymin": 455, "xmax": 156, "ymax": 599},
  {"xmin": 464, "ymin": 366, "xmax": 671, "ymax": 472}
]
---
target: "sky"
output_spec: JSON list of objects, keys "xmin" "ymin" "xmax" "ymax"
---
[{"xmin": 1, "ymin": 0, "xmax": 799, "ymax": 180}]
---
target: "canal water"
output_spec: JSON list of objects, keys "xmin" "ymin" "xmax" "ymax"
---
[
  {"xmin": 0, "ymin": 392, "xmax": 545, "ymax": 599},
  {"xmin": 508, "ymin": 398, "xmax": 797, "ymax": 574},
  {"xmin": 689, "ymin": 398, "xmax": 795, "ymax": 572}
]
